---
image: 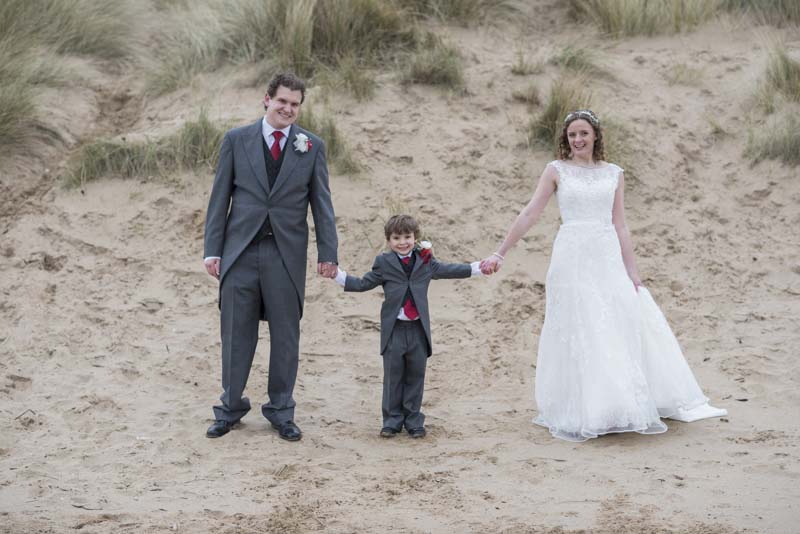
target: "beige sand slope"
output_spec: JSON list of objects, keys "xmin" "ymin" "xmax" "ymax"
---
[{"xmin": 1, "ymin": 5, "xmax": 798, "ymax": 534}]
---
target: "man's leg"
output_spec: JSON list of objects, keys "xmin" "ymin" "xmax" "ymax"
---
[
  {"xmin": 259, "ymin": 237, "xmax": 302, "ymax": 425},
  {"xmin": 214, "ymin": 242, "xmax": 261, "ymax": 423},
  {"xmin": 402, "ymin": 321, "xmax": 428, "ymax": 431}
]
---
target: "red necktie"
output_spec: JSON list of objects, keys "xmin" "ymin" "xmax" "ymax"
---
[
  {"xmin": 401, "ymin": 257, "xmax": 419, "ymax": 320},
  {"xmin": 271, "ymin": 131, "xmax": 283, "ymax": 160}
]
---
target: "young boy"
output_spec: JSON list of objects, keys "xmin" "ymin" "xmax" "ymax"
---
[{"xmin": 334, "ymin": 214, "xmax": 485, "ymax": 438}]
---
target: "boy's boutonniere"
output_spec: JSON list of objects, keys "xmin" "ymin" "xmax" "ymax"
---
[
  {"xmin": 418, "ymin": 241, "xmax": 433, "ymax": 264},
  {"xmin": 293, "ymin": 133, "xmax": 312, "ymax": 153}
]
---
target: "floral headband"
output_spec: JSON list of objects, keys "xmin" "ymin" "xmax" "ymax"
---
[{"xmin": 564, "ymin": 109, "xmax": 600, "ymax": 127}]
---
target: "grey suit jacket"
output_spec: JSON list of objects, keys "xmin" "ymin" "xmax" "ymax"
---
[
  {"xmin": 204, "ymin": 119, "xmax": 338, "ymax": 318},
  {"xmin": 344, "ymin": 250, "xmax": 472, "ymax": 357}
]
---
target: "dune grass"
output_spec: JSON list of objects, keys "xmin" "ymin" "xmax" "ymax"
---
[
  {"xmin": 0, "ymin": 0, "xmax": 131, "ymax": 150},
  {"xmin": 746, "ymin": 114, "xmax": 800, "ymax": 165},
  {"xmin": 528, "ymin": 76, "xmax": 593, "ymax": 149},
  {"xmin": 148, "ymin": 0, "xmax": 416, "ymax": 95},
  {"xmin": 398, "ymin": 0, "xmax": 518, "ymax": 25},
  {"xmin": 663, "ymin": 62, "xmax": 703, "ymax": 86},
  {"xmin": 512, "ymin": 84, "xmax": 541, "ymax": 106},
  {"xmin": 567, "ymin": 0, "xmax": 721, "ymax": 37},
  {"xmin": 298, "ymin": 107, "xmax": 362, "ymax": 174},
  {"xmin": 66, "ymin": 111, "xmax": 227, "ymax": 187},
  {"xmin": 400, "ymin": 34, "xmax": 464, "ymax": 89},
  {"xmin": 722, "ymin": 0, "xmax": 800, "ymax": 25},
  {"xmin": 550, "ymin": 46, "xmax": 605, "ymax": 76},
  {"xmin": 511, "ymin": 50, "xmax": 544, "ymax": 76},
  {"xmin": 765, "ymin": 46, "xmax": 800, "ymax": 102}
]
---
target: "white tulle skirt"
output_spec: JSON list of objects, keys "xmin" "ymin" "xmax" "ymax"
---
[{"xmin": 533, "ymin": 222, "xmax": 720, "ymax": 442}]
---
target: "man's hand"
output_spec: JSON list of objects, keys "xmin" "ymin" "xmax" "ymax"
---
[
  {"xmin": 317, "ymin": 262, "xmax": 337, "ymax": 279},
  {"xmin": 205, "ymin": 258, "xmax": 221, "ymax": 279}
]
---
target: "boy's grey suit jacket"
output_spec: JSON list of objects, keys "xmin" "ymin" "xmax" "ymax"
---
[
  {"xmin": 344, "ymin": 250, "xmax": 471, "ymax": 357},
  {"xmin": 203, "ymin": 119, "xmax": 338, "ymax": 318}
]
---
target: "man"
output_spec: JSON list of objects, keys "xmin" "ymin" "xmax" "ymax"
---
[{"xmin": 203, "ymin": 73, "xmax": 338, "ymax": 441}]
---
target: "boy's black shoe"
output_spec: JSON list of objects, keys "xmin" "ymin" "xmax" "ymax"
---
[
  {"xmin": 380, "ymin": 427, "xmax": 399, "ymax": 438},
  {"xmin": 407, "ymin": 427, "xmax": 426, "ymax": 439}
]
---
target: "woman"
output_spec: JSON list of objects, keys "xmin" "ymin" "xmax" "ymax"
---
[{"xmin": 481, "ymin": 110, "xmax": 726, "ymax": 442}]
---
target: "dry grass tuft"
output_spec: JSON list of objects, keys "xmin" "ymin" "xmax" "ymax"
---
[
  {"xmin": 567, "ymin": 0, "xmax": 721, "ymax": 37},
  {"xmin": 399, "ymin": 0, "xmax": 519, "ymax": 26},
  {"xmin": 663, "ymin": 63, "xmax": 704, "ymax": 86},
  {"xmin": 0, "ymin": 0, "xmax": 131, "ymax": 150},
  {"xmin": 512, "ymin": 84, "xmax": 541, "ymax": 106},
  {"xmin": 401, "ymin": 33, "xmax": 464, "ymax": 89},
  {"xmin": 765, "ymin": 46, "xmax": 800, "ymax": 102},
  {"xmin": 722, "ymin": 0, "xmax": 800, "ymax": 25},
  {"xmin": 746, "ymin": 113, "xmax": 800, "ymax": 165},
  {"xmin": 511, "ymin": 50, "xmax": 545, "ymax": 76},
  {"xmin": 529, "ymin": 76, "xmax": 592, "ymax": 149},
  {"xmin": 298, "ymin": 107, "xmax": 361, "ymax": 174},
  {"xmin": 65, "ymin": 111, "xmax": 227, "ymax": 187}
]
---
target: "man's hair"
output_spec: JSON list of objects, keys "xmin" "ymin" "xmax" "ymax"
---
[
  {"xmin": 266, "ymin": 73, "xmax": 306, "ymax": 104},
  {"xmin": 384, "ymin": 214, "xmax": 419, "ymax": 240}
]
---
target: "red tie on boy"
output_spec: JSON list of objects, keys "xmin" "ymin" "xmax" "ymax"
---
[{"xmin": 400, "ymin": 257, "xmax": 419, "ymax": 320}]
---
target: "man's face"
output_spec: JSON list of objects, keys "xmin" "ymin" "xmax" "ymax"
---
[
  {"xmin": 388, "ymin": 232, "xmax": 416, "ymax": 256},
  {"xmin": 263, "ymin": 85, "xmax": 303, "ymax": 130}
]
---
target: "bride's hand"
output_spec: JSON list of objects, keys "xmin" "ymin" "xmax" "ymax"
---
[{"xmin": 631, "ymin": 276, "xmax": 643, "ymax": 292}]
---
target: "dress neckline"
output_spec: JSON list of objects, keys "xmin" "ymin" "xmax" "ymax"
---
[{"xmin": 558, "ymin": 160, "xmax": 610, "ymax": 170}]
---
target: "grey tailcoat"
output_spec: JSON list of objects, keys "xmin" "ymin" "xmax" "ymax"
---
[
  {"xmin": 204, "ymin": 120, "xmax": 338, "ymax": 318},
  {"xmin": 344, "ymin": 250, "xmax": 471, "ymax": 357}
]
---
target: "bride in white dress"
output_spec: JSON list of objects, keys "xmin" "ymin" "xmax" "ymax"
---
[{"xmin": 480, "ymin": 110, "xmax": 726, "ymax": 442}]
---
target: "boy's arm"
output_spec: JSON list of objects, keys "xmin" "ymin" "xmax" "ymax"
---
[
  {"xmin": 429, "ymin": 258, "xmax": 481, "ymax": 280},
  {"xmin": 336, "ymin": 258, "xmax": 385, "ymax": 292}
]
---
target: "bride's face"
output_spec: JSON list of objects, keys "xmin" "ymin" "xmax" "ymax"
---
[{"xmin": 566, "ymin": 119, "xmax": 596, "ymax": 159}]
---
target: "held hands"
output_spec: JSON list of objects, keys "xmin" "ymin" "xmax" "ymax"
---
[
  {"xmin": 479, "ymin": 253, "xmax": 504, "ymax": 275},
  {"xmin": 317, "ymin": 262, "xmax": 337, "ymax": 279}
]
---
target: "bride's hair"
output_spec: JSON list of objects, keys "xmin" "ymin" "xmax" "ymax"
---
[{"xmin": 558, "ymin": 109, "xmax": 605, "ymax": 162}]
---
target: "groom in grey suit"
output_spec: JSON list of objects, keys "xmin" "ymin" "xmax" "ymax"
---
[{"xmin": 203, "ymin": 73, "xmax": 338, "ymax": 440}]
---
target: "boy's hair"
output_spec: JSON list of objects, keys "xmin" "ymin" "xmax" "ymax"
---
[{"xmin": 384, "ymin": 214, "xmax": 419, "ymax": 240}]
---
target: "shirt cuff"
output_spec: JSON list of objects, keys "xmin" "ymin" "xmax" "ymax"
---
[
  {"xmin": 335, "ymin": 267, "xmax": 347, "ymax": 287},
  {"xmin": 470, "ymin": 261, "xmax": 483, "ymax": 277},
  {"xmin": 204, "ymin": 256, "xmax": 221, "ymax": 264}
]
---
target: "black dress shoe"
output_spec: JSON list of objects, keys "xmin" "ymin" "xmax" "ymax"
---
[
  {"xmin": 380, "ymin": 427, "xmax": 399, "ymax": 438},
  {"xmin": 271, "ymin": 420, "xmax": 302, "ymax": 441},
  {"xmin": 407, "ymin": 427, "xmax": 426, "ymax": 439},
  {"xmin": 206, "ymin": 419, "xmax": 238, "ymax": 438}
]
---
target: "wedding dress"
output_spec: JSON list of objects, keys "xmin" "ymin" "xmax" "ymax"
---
[{"xmin": 533, "ymin": 160, "xmax": 726, "ymax": 442}]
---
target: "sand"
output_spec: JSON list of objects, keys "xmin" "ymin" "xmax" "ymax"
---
[{"xmin": 1, "ymin": 4, "xmax": 798, "ymax": 533}]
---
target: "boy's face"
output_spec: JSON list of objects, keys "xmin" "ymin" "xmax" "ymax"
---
[{"xmin": 388, "ymin": 232, "xmax": 416, "ymax": 256}]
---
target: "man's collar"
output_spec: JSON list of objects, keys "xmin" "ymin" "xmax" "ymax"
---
[{"xmin": 261, "ymin": 117, "xmax": 292, "ymax": 139}]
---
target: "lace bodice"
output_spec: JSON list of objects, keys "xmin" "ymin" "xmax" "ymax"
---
[{"xmin": 550, "ymin": 160, "xmax": 623, "ymax": 225}]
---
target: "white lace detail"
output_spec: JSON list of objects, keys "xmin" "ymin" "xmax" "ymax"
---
[{"xmin": 533, "ymin": 160, "xmax": 720, "ymax": 442}]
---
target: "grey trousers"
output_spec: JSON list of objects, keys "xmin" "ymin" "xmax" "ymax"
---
[
  {"xmin": 213, "ymin": 236, "xmax": 301, "ymax": 425},
  {"xmin": 382, "ymin": 320, "xmax": 429, "ymax": 431}
]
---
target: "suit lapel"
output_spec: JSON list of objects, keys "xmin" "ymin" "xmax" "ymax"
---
[
  {"xmin": 410, "ymin": 249, "xmax": 423, "ymax": 277},
  {"xmin": 384, "ymin": 252, "xmax": 406, "ymax": 277},
  {"xmin": 270, "ymin": 124, "xmax": 300, "ymax": 198},
  {"xmin": 243, "ymin": 120, "xmax": 270, "ymax": 197}
]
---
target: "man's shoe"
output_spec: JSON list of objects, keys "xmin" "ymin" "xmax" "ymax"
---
[
  {"xmin": 206, "ymin": 419, "xmax": 237, "ymax": 438},
  {"xmin": 380, "ymin": 427, "xmax": 399, "ymax": 438},
  {"xmin": 408, "ymin": 427, "xmax": 426, "ymax": 439},
  {"xmin": 271, "ymin": 420, "xmax": 302, "ymax": 441}
]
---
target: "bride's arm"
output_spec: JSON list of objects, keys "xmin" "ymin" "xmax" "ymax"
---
[
  {"xmin": 481, "ymin": 165, "xmax": 557, "ymax": 273},
  {"xmin": 612, "ymin": 170, "xmax": 642, "ymax": 289}
]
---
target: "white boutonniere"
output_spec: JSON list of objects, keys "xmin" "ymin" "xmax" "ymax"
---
[
  {"xmin": 418, "ymin": 240, "xmax": 432, "ymax": 264},
  {"xmin": 293, "ymin": 133, "xmax": 312, "ymax": 153}
]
